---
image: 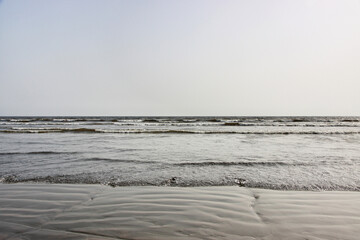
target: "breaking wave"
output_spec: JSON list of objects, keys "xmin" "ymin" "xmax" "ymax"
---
[
  {"xmin": 1, "ymin": 116, "xmax": 359, "ymax": 123},
  {"xmin": 1, "ymin": 174, "xmax": 359, "ymax": 191},
  {"xmin": 1, "ymin": 128, "xmax": 360, "ymax": 135}
]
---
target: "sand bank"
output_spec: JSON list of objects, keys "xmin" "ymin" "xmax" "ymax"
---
[{"xmin": 0, "ymin": 184, "xmax": 359, "ymax": 240}]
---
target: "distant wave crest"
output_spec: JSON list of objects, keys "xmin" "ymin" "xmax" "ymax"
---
[{"xmin": 1, "ymin": 128, "xmax": 360, "ymax": 135}]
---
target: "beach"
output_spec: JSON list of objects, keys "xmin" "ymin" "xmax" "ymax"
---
[
  {"xmin": 1, "ymin": 117, "xmax": 360, "ymax": 239},
  {"xmin": 1, "ymin": 184, "xmax": 360, "ymax": 240},
  {"xmin": 2, "ymin": 0, "xmax": 360, "ymax": 238}
]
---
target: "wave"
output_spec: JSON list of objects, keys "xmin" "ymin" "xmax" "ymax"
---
[
  {"xmin": 2, "ymin": 122, "xmax": 360, "ymax": 129},
  {"xmin": 1, "ymin": 116, "xmax": 359, "ymax": 122},
  {"xmin": 2, "ymin": 128, "xmax": 360, "ymax": 135},
  {"xmin": 223, "ymin": 122, "xmax": 241, "ymax": 126},
  {"xmin": 2, "ymin": 118, "xmax": 121, "ymax": 123},
  {"xmin": 291, "ymin": 118, "xmax": 308, "ymax": 122},
  {"xmin": 142, "ymin": 119, "xmax": 160, "ymax": 123},
  {"xmin": 0, "ymin": 151, "xmax": 79, "ymax": 155},
  {"xmin": 0, "ymin": 128, "xmax": 99, "ymax": 133},
  {"xmin": 2, "ymin": 117, "xmax": 360, "ymax": 129},
  {"xmin": 1, "ymin": 174, "xmax": 359, "ymax": 191},
  {"xmin": 174, "ymin": 161, "xmax": 309, "ymax": 167},
  {"xmin": 0, "ymin": 175, "xmax": 101, "ymax": 185},
  {"xmin": 80, "ymin": 157, "xmax": 157, "ymax": 164},
  {"xmin": 8, "ymin": 119, "xmax": 36, "ymax": 123},
  {"xmin": 206, "ymin": 118, "xmax": 222, "ymax": 122},
  {"xmin": 341, "ymin": 119, "xmax": 359, "ymax": 122},
  {"xmin": 239, "ymin": 181, "xmax": 360, "ymax": 191}
]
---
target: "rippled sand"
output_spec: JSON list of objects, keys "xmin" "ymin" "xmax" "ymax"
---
[{"xmin": 0, "ymin": 184, "xmax": 359, "ymax": 240}]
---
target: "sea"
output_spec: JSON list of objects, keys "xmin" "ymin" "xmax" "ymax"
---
[{"xmin": 0, "ymin": 116, "xmax": 359, "ymax": 191}]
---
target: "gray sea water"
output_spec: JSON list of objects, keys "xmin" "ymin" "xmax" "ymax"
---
[{"xmin": 0, "ymin": 116, "xmax": 359, "ymax": 191}]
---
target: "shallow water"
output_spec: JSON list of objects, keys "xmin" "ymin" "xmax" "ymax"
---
[{"xmin": 0, "ymin": 116, "xmax": 359, "ymax": 190}]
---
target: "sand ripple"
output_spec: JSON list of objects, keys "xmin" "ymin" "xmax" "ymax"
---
[{"xmin": 0, "ymin": 184, "xmax": 360, "ymax": 240}]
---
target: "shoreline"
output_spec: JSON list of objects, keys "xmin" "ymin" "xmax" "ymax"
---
[{"xmin": 1, "ymin": 183, "xmax": 360, "ymax": 240}]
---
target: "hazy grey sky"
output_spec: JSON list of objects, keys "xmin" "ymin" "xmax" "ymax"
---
[{"xmin": 1, "ymin": 0, "xmax": 359, "ymax": 116}]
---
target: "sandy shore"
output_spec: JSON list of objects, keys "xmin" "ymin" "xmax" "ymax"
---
[{"xmin": 0, "ymin": 184, "xmax": 359, "ymax": 240}]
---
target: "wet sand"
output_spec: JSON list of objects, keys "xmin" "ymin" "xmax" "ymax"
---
[{"xmin": 0, "ymin": 184, "xmax": 359, "ymax": 240}]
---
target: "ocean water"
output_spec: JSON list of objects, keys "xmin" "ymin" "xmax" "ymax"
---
[{"xmin": 0, "ymin": 116, "xmax": 359, "ymax": 191}]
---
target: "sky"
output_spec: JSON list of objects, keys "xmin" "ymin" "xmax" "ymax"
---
[{"xmin": 0, "ymin": 0, "xmax": 359, "ymax": 116}]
